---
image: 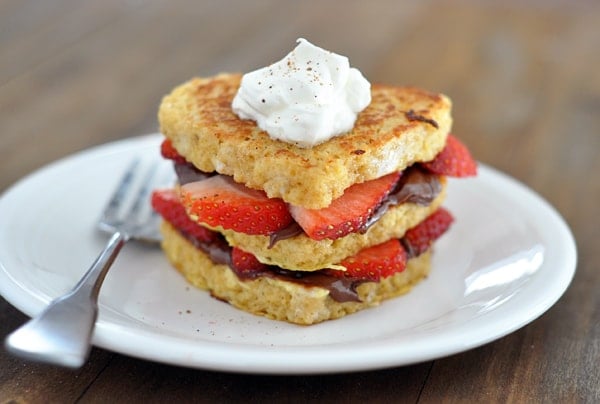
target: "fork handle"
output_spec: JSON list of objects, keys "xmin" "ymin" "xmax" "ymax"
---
[{"xmin": 4, "ymin": 231, "xmax": 128, "ymax": 368}]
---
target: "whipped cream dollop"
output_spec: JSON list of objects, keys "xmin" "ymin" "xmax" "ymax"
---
[{"xmin": 232, "ymin": 38, "xmax": 371, "ymax": 148}]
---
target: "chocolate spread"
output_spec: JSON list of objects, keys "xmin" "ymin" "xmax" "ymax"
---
[{"xmin": 268, "ymin": 222, "xmax": 304, "ymax": 247}]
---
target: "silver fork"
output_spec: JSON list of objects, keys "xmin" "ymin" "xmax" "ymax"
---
[{"xmin": 4, "ymin": 158, "xmax": 171, "ymax": 368}]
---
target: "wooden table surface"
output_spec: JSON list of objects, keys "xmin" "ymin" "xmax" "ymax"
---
[{"xmin": 1, "ymin": 1, "xmax": 598, "ymax": 402}]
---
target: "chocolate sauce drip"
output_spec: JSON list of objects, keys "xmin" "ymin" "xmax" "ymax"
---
[
  {"xmin": 363, "ymin": 167, "xmax": 441, "ymax": 232},
  {"xmin": 183, "ymin": 232, "xmax": 231, "ymax": 265},
  {"xmin": 394, "ymin": 166, "xmax": 442, "ymax": 205},
  {"xmin": 234, "ymin": 266, "xmax": 362, "ymax": 302},
  {"xmin": 268, "ymin": 222, "xmax": 303, "ymax": 247},
  {"xmin": 405, "ymin": 109, "xmax": 439, "ymax": 129},
  {"xmin": 400, "ymin": 238, "xmax": 417, "ymax": 259},
  {"xmin": 271, "ymin": 269, "xmax": 362, "ymax": 302}
]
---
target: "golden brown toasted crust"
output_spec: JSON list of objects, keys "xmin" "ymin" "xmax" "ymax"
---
[
  {"xmin": 220, "ymin": 177, "xmax": 446, "ymax": 271},
  {"xmin": 159, "ymin": 73, "xmax": 452, "ymax": 208},
  {"xmin": 160, "ymin": 221, "xmax": 432, "ymax": 325}
]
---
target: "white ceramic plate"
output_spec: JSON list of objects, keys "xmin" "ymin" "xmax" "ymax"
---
[{"xmin": 0, "ymin": 134, "xmax": 576, "ymax": 374}]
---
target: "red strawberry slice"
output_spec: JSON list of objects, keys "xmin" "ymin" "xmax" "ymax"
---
[
  {"xmin": 402, "ymin": 207, "xmax": 454, "ymax": 257},
  {"xmin": 181, "ymin": 175, "xmax": 293, "ymax": 235},
  {"xmin": 160, "ymin": 139, "xmax": 187, "ymax": 164},
  {"xmin": 151, "ymin": 189, "xmax": 217, "ymax": 243},
  {"xmin": 231, "ymin": 247, "xmax": 268, "ymax": 274},
  {"xmin": 289, "ymin": 172, "xmax": 401, "ymax": 241},
  {"xmin": 422, "ymin": 134, "xmax": 477, "ymax": 177},
  {"xmin": 328, "ymin": 239, "xmax": 407, "ymax": 282}
]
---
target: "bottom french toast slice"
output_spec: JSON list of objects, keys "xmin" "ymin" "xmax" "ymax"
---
[{"xmin": 160, "ymin": 221, "xmax": 432, "ymax": 325}]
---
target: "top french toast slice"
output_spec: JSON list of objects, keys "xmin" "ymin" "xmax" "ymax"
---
[{"xmin": 158, "ymin": 73, "xmax": 452, "ymax": 209}]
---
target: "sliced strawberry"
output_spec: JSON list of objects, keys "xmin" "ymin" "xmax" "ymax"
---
[
  {"xmin": 289, "ymin": 172, "xmax": 401, "ymax": 241},
  {"xmin": 181, "ymin": 175, "xmax": 293, "ymax": 235},
  {"xmin": 160, "ymin": 139, "xmax": 187, "ymax": 164},
  {"xmin": 151, "ymin": 189, "xmax": 217, "ymax": 243},
  {"xmin": 402, "ymin": 207, "xmax": 454, "ymax": 257},
  {"xmin": 327, "ymin": 239, "xmax": 407, "ymax": 282},
  {"xmin": 422, "ymin": 134, "xmax": 477, "ymax": 177},
  {"xmin": 231, "ymin": 247, "xmax": 267, "ymax": 274}
]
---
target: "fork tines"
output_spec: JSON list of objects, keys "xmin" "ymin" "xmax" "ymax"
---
[{"xmin": 98, "ymin": 158, "xmax": 174, "ymax": 236}]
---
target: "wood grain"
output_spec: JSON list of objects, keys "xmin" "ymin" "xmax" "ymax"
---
[{"xmin": 1, "ymin": 1, "xmax": 598, "ymax": 402}]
